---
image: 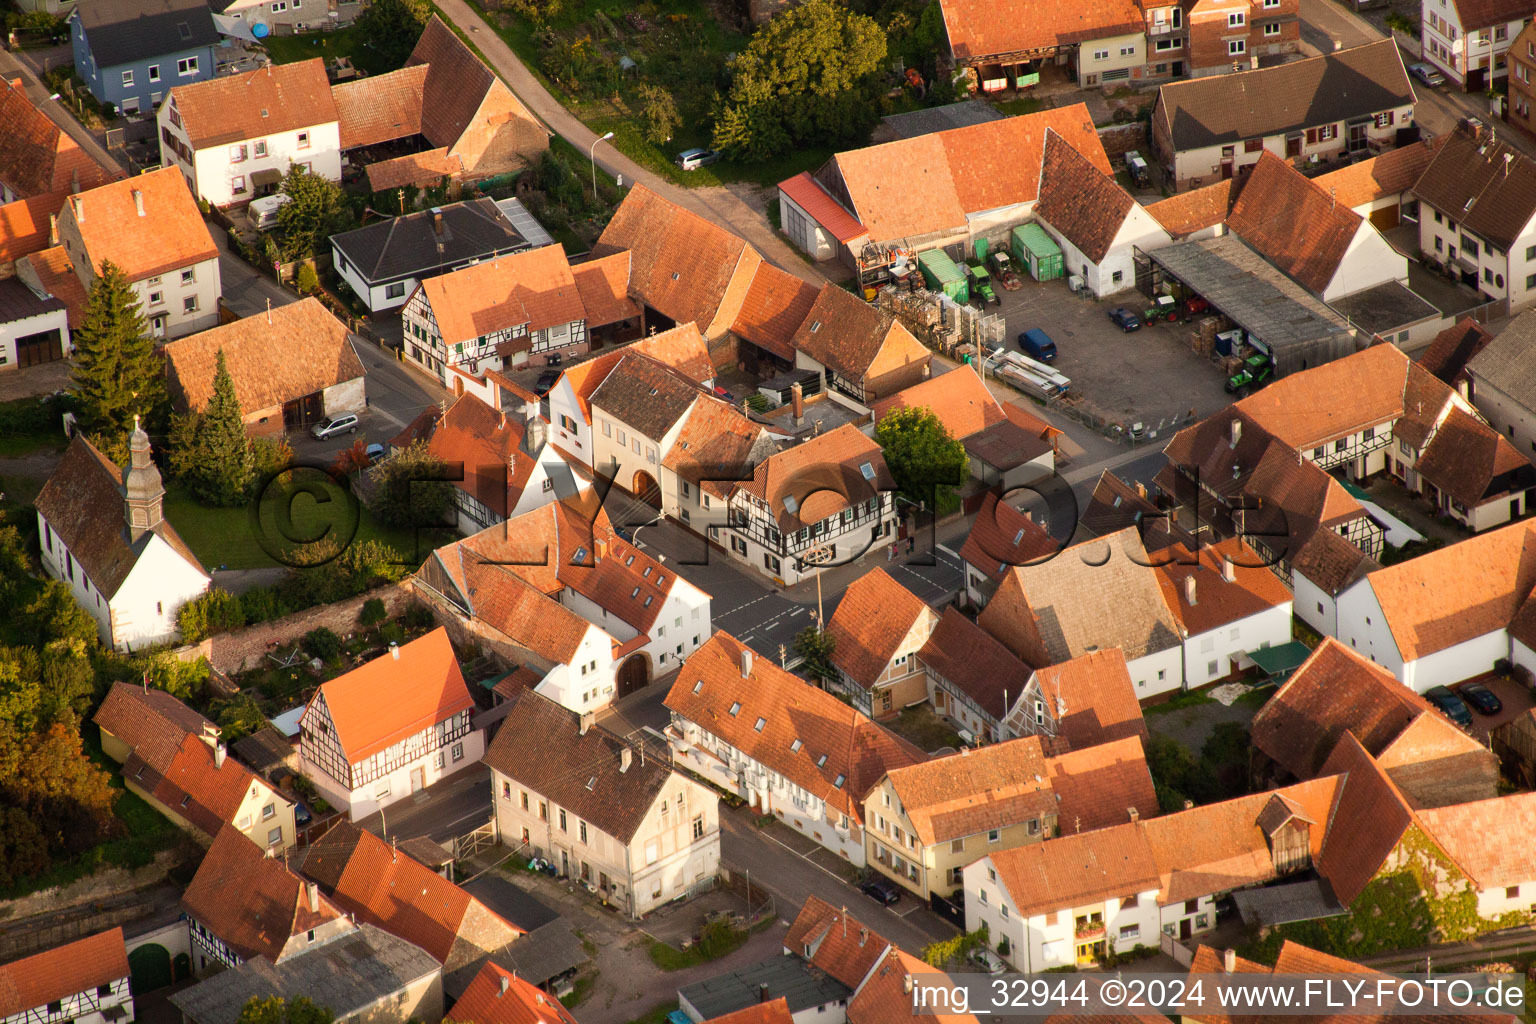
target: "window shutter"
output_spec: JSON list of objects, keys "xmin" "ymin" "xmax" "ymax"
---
[{"xmin": 1305, "ymin": 128, "xmax": 1318, "ymax": 144}]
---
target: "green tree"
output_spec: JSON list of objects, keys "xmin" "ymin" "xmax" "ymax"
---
[
  {"xmin": 711, "ymin": 0, "xmax": 887, "ymax": 160},
  {"xmin": 69, "ymin": 261, "xmax": 165, "ymax": 438},
  {"xmin": 237, "ymin": 996, "xmax": 334, "ymax": 1024},
  {"xmin": 792, "ymin": 625, "xmax": 837, "ymax": 684},
  {"xmin": 273, "ymin": 164, "xmax": 354, "ymax": 262},
  {"xmin": 873, "ymin": 406, "xmax": 968, "ymax": 515},
  {"xmin": 635, "ymin": 83, "xmax": 682, "ymax": 145},
  {"xmin": 366, "ymin": 440, "xmax": 453, "ymax": 530},
  {"xmin": 188, "ymin": 349, "xmax": 254, "ymax": 506},
  {"xmin": 358, "ymin": 597, "xmax": 388, "ymax": 629},
  {"xmin": 352, "ymin": 0, "xmax": 431, "ymax": 73}
]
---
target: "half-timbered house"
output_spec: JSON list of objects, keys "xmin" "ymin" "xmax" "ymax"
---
[
  {"xmin": 0, "ymin": 928, "xmax": 132, "ymax": 1024},
  {"xmin": 297, "ymin": 628, "xmax": 481, "ymax": 820}
]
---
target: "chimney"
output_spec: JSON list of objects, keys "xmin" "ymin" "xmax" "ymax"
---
[
  {"xmin": 903, "ymin": 975, "xmax": 914, "ymax": 995},
  {"xmin": 1184, "ymin": 575, "xmax": 1197, "ymax": 606},
  {"xmin": 214, "ymin": 743, "xmax": 226, "ymax": 768},
  {"xmin": 389, "ymin": 641, "xmax": 400, "ymax": 660},
  {"xmin": 740, "ymin": 647, "xmax": 753, "ymax": 679},
  {"xmin": 1135, "ymin": 481, "xmax": 1147, "ymax": 499},
  {"xmin": 791, "ymin": 382, "xmax": 804, "ymax": 426},
  {"xmin": 499, "ymin": 976, "xmax": 510, "ymax": 996},
  {"xmin": 620, "ymin": 746, "xmax": 633, "ymax": 773},
  {"xmin": 758, "ymin": 983, "xmax": 769, "ymax": 1004},
  {"xmin": 47, "ymin": 214, "xmax": 57, "ymax": 246},
  {"xmin": 1128, "ymin": 806, "xmax": 1139, "ymax": 822},
  {"xmin": 1229, "ymin": 419, "xmax": 1242, "ymax": 447},
  {"xmin": 433, "ymin": 210, "xmax": 443, "ymax": 235},
  {"xmin": 1224, "ymin": 948, "xmax": 1237, "ymax": 973},
  {"xmin": 132, "ymin": 189, "xmax": 144, "ymax": 217},
  {"xmin": 579, "ymin": 711, "xmax": 595, "ymax": 735},
  {"xmin": 306, "ymin": 881, "xmax": 319, "ymax": 913},
  {"xmin": 1221, "ymin": 558, "xmax": 1236, "ymax": 583},
  {"xmin": 264, "ymin": 844, "xmax": 276, "ymax": 858},
  {"xmin": 596, "ymin": 537, "xmax": 608, "ymax": 561},
  {"xmin": 72, "ymin": 196, "xmax": 83, "ymax": 222}
]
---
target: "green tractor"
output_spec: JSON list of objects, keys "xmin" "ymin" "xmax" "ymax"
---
[{"xmin": 1226, "ymin": 353, "xmax": 1274, "ymax": 395}]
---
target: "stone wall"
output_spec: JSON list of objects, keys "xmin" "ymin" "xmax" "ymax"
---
[
  {"xmin": 1096, "ymin": 122, "xmax": 1149, "ymax": 162},
  {"xmin": 0, "ymin": 851, "xmax": 181, "ymax": 962},
  {"xmin": 176, "ymin": 583, "xmax": 419, "ymax": 674}
]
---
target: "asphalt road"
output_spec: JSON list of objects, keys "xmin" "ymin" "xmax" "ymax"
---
[{"xmin": 355, "ymin": 763, "xmax": 494, "ymax": 845}]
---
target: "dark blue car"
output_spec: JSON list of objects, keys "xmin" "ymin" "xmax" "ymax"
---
[
  {"xmin": 1458, "ymin": 681, "xmax": 1503, "ymax": 716},
  {"xmin": 1425, "ymin": 685, "xmax": 1473, "ymax": 727},
  {"xmin": 1108, "ymin": 307, "xmax": 1143, "ymax": 332}
]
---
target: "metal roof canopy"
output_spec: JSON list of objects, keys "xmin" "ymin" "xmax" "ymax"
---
[
  {"xmin": 1246, "ymin": 640, "xmax": 1314, "ymax": 682},
  {"xmin": 1143, "ymin": 235, "xmax": 1353, "ymax": 352}
]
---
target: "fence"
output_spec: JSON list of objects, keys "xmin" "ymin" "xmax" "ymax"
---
[{"xmin": 1161, "ymin": 932, "xmax": 1196, "ymax": 966}]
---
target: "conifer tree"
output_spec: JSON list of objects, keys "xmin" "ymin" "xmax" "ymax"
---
[
  {"xmin": 69, "ymin": 260, "xmax": 165, "ymax": 439},
  {"xmin": 193, "ymin": 349, "xmax": 253, "ymax": 506}
]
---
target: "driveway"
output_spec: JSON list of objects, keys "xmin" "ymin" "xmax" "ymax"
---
[
  {"xmin": 1455, "ymin": 674, "xmax": 1536, "ymax": 745},
  {"xmin": 355, "ymin": 762, "xmax": 493, "ymax": 844},
  {"xmin": 429, "ymin": 0, "xmax": 828, "ymax": 288}
]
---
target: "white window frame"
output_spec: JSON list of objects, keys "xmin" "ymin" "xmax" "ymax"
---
[
  {"xmin": 1228, "ymin": 39, "xmax": 1247, "ymax": 55},
  {"xmin": 148, "ymin": 64, "xmax": 161, "ymax": 82},
  {"xmin": 1228, "ymin": 11, "xmax": 1245, "ymax": 26},
  {"xmin": 121, "ymin": 69, "xmax": 134, "ymax": 87},
  {"xmin": 178, "ymin": 56, "xmax": 200, "ymax": 76}
]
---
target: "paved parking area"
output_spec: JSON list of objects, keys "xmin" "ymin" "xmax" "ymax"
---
[
  {"xmin": 984, "ymin": 275, "xmax": 1235, "ymax": 437},
  {"xmin": 1456, "ymin": 674, "xmax": 1536, "ymax": 745}
]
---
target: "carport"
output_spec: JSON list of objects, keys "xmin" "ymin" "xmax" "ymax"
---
[
  {"xmin": 1247, "ymin": 640, "xmax": 1314, "ymax": 684},
  {"xmin": 1136, "ymin": 236, "xmax": 1358, "ymax": 378}
]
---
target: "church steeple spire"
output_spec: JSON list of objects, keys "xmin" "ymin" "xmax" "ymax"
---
[{"xmin": 123, "ymin": 415, "xmax": 164, "ymax": 541}]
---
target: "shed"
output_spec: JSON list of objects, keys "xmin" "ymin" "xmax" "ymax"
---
[
  {"xmin": 1012, "ymin": 223, "xmax": 1063, "ymax": 282},
  {"xmin": 918, "ymin": 248, "xmax": 967, "ymax": 303}
]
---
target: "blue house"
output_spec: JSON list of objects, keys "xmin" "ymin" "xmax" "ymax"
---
[{"xmin": 70, "ymin": 0, "xmax": 219, "ymax": 116}]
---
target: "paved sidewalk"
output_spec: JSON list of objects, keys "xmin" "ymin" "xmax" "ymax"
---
[{"xmin": 430, "ymin": 0, "xmax": 830, "ymax": 287}]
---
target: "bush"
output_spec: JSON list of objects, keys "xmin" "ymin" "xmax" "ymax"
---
[
  {"xmin": 400, "ymin": 603, "xmax": 435, "ymax": 631},
  {"xmin": 177, "ymin": 588, "xmax": 247, "ymax": 642},
  {"xmin": 358, "ymin": 597, "xmax": 388, "ymax": 628},
  {"xmin": 301, "ymin": 627, "xmax": 343, "ymax": 662},
  {"xmin": 240, "ymin": 585, "xmax": 289, "ymax": 624},
  {"xmin": 378, "ymin": 622, "xmax": 406, "ymax": 645},
  {"xmin": 295, "ymin": 263, "xmax": 320, "ymax": 295}
]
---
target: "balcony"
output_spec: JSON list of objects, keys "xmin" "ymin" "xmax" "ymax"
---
[{"xmin": 1074, "ymin": 920, "xmax": 1106, "ymax": 940}]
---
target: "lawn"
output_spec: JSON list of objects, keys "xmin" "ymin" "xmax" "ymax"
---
[
  {"xmin": 258, "ymin": 26, "xmax": 401, "ymax": 76},
  {"xmin": 886, "ymin": 704, "xmax": 963, "ymax": 752},
  {"xmin": 0, "ymin": 395, "xmax": 70, "ymax": 457},
  {"xmin": 647, "ymin": 919, "xmax": 749, "ymax": 970},
  {"xmin": 163, "ymin": 482, "xmax": 425, "ymax": 571}
]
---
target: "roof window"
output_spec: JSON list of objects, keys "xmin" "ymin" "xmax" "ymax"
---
[
  {"xmin": 859, "ymin": 462, "xmax": 876, "ymax": 480},
  {"xmin": 783, "ymin": 495, "xmax": 799, "ymax": 514},
  {"xmin": 833, "ymin": 774, "xmax": 846, "ymax": 788},
  {"xmin": 693, "ymin": 679, "xmax": 703, "ymax": 694},
  {"xmin": 754, "ymin": 717, "xmax": 766, "ymax": 732},
  {"xmin": 631, "ymin": 587, "xmax": 641, "ymax": 598},
  {"xmin": 586, "ymin": 776, "xmax": 596, "ymax": 791},
  {"xmin": 625, "ymin": 555, "xmax": 635, "ymax": 566},
  {"xmin": 810, "ymin": 321, "xmax": 821, "ymax": 333},
  {"xmin": 574, "ymin": 546, "xmax": 589, "ymax": 563},
  {"xmin": 644, "ymin": 596, "xmax": 654, "ymax": 607},
  {"xmin": 177, "ymin": 20, "xmax": 192, "ymax": 38},
  {"xmin": 791, "ymin": 739, "xmax": 803, "ymax": 752},
  {"xmin": 729, "ymin": 701, "xmax": 742, "ymax": 716},
  {"xmin": 816, "ymin": 754, "xmax": 828, "ymax": 767},
  {"xmin": 643, "ymin": 566, "xmax": 652, "ymax": 578}
]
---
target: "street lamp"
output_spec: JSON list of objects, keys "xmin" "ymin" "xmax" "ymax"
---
[
  {"xmin": 590, "ymin": 131, "xmax": 614, "ymax": 200},
  {"xmin": 630, "ymin": 513, "xmax": 664, "ymax": 561},
  {"xmin": 973, "ymin": 345, "xmax": 1004, "ymax": 382}
]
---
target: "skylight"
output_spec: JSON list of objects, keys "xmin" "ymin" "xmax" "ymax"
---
[
  {"xmin": 644, "ymin": 596, "xmax": 654, "ymax": 607},
  {"xmin": 729, "ymin": 701, "xmax": 741, "ymax": 716},
  {"xmin": 810, "ymin": 321, "xmax": 822, "ymax": 333},
  {"xmin": 586, "ymin": 776, "xmax": 596, "ymax": 791},
  {"xmin": 783, "ymin": 495, "xmax": 799, "ymax": 514},
  {"xmin": 631, "ymin": 587, "xmax": 640, "ymax": 598},
  {"xmin": 626, "ymin": 555, "xmax": 635, "ymax": 566},
  {"xmin": 643, "ymin": 566, "xmax": 652, "ymax": 578},
  {"xmin": 693, "ymin": 679, "xmax": 703, "ymax": 694},
  {"xmin": 790, "ymin": 739, "xmax": 803, "ymax": 752},
  {"xmin": 859, "ymin": 462, "xmax": 876, "ymax": 481},
  {"xmin": 816, "ymin": 754, "xmax": 828, "ymax": 768},
  {"xmin": 574, "ymin": 546, "xmax": 589, "ymax": 563},
  {"xmin": 833, "ymin": 774, "xmax": 846, "ymax": 788},
  {"xmin": 754, "ymin": 717, "xmax": 766, "ymax": 732},
  {"xmin": 1013, "ymin": 529, "xmax": 1024, "ymax": 545}
]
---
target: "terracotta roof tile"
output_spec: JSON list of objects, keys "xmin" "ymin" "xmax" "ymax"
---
[
  {"xmin": 1016, "ymin": 648, "xmax": 1148, "ymax": 751},
  {"xmin": 1290, "ymin": 525, "xmax": 1379, "ymax": 596},
  {"xmin": 164, "ymin": 297, "xmax": 363, "ymax": 416},
  {"xmin": 1417, "ymin": 792, "xmax": 1536, "ymax": 889},
  {"xmin": 588, "ymin": 351, "xmax": 703, "ymax": 441},
  {"xmin": 667, "ymin": 632, "xmax": 926, "ymax": 822},
  {"xmin": 731, "ymin": 262, "xmax": 820, "ymax": 360},
  {"xmin": 777, "ymin": 173, "xmax": 866, "ymax": 243},
  {"xmin": 921, "ymin": 607, "xmax": 1034, "ymax": 721},
  {"xmin": 485, "ymin": 690, "xmax": 683, "ymax": 842},
  {"xmin": 17, "ymin": 246, "xmax": 88, "ymax": 327},
  {"xmin": 572, "ymin": 252, "xmax": 641, "ymax": 328},
  {"xmin": 1451, "ymin": 0, "xmax": 1536, "ymax": 31},
  {"xmin": 0, "ymin": 928, "xmax": 128, "ymax": 1015},
  {"xmin": 406, "ymin": 16, "xmax": 540, "ymax": 157},
  {"xmin": 1080, "ymin": 470, "xmax": 1177, "ymax": 548},
  {"xmin": 301, "ymin": 819, "xmax": 523, "ymax": 967},
  {"xmin": 131, "ymin": 731, "xmax": 277, "ymax": 838},
  {"xmin": 791, "ymin": 284, "xmax": 928, "ymax": 386},
  {"xmin": 738, "ymin": 423, "xmax": 893, "ymax": 533},
  {"xmin": 1228, "ymin": 152, "xmax": 1364, "ymax": 295},
  {"xmin": 870, "ymin": 367, "xmax": 1005, "ymax": 441},
  {"xmin": 1312, "ymin": 136, "xmax": 1446, "ymax": 210},
  {"xmin": 65, "ymin": 167, "xmax": 217, "ymax": 282},
  {"xmin": 0, "ymin": 190, "xmax": 65, "ymax": 262},
  {"xmin": 332, "ymin": 66, "xmax": 427, "ymax": 149},
  {"xmin": 705, "ymin": 1000, "xmax": 796, "ymax": 1024},
  {"xmin": 0, "ymin": 78, "xmax": 120, "ymax": 198},
  {"xmin": 939, "ymin": 0, "xmax": 1142, "ymax": 62},
  {"xmin": 1415, "ymin": 405, "xmax": 1535, "ymax": 509},
  {"xmin": 987, "ymin": 820, "xmax": 1161, "ymax": 917},
  {"xmin": 629, "ymin": 322, "xmax": 716, "ymax": 383},
  {"xmin": 1232, "ymin": 343, "xmax": 1412, "ymax": 448},
  {"xmin": 1414, "ymin": 123, "xmax": 1536, "ymax": 251},
  {"xmin": 663, "ymin": 396, "xmax": 773, "ymax": 492},
  {"xmin": 448, "ymin": 961, "xmax": 581, "ymax": 1024},
  {"xmin": 1315, "ymin": 733, "xmax": 1419, "ymax": 904},
  {"xmin": 420, "ymin": 393, "xmax": 539, "ymax": 518},
  {"xmin": 94, "ymin": 681, "xmax": 217, "ymax": 772},
  {"xmin": 829, "ymin": 105, "xmax": 1110, "ymax": 242},
  {"xmin": 1145, "ymin": 178, "xmax": 1241, "ymax": 238},
  {"xmin": 33, "ymin": 434, "xmax": 206, "ymax": 598},
  {"xmin": 1045, "ymin": 735, "xmax": 1159, "ymax": 833},
  {"xmin": 364, "ymin": 148, "xmax": 463, "ymax": 193},
  {"xmin": 594, "ymin": 184, "xmax": 755, "ymax": 330},
  {"xmin": 182, "ymin": 825, "xmax": 348, "ymax": 963},
  {"xmin": 826, "ymin": 567, "xmax": 935, "ymax": 688},
  {"xmin": 1036, "ymin": 131, "xmax": 1141, "ymax": 263},
  {"xmin": 849, "ymin": 949, "xmax": 980, "ymax": 1024},
  {"xmin": 783, "ymin": 897, "xmax": 888, "ymax": 989},
  {"xmin": 302, "ymin": 628, "xmax": 473, "ymax": 763},
  {"xmin": 167, "ymin": 60, "xmax": 337, "ymax": 149},
  {"xmin": 1153, "ymin": 537, "xmax": 1293, "ymax": 637},
  {"xmin": 419, "ymin": 244, "xmax": 583, "ymax": 346},
  {"xmin": 957, "ymin": 492, "xmax": 1059, "ymax": 587},
  {"xmin": 1442, "ymin": 314, "xmax": 1512, "ymax": 393}
]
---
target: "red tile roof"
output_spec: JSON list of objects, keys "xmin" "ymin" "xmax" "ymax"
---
[
  {"xmin": 420, "ymin": 393, "xmax": 540, "ymax": 519},
  {"xmin": 1415, "ymin": 404, "xmax": 1534, "ymax": 509},
  {"xmin": 1018, "ymin": 648, "xmax": 1148, "ymax": 751},
  {"xmin": 1315, "ymin": 733, "xmax": 1420, "ymax": 904},
  {"xmin": 1416, "ymin": 792, "xmax": 1536, "ymax": 889},
  {"xmin": 95, "ymin": 680, "xmax": 218, "ymax": 771},
  {"xmin": 448, "ymin": 961, "xmax": 581, "ymax": 1024},
  {"xmin": 939, "ymin": 0, "xmax": 1143, "ymax": 61},
  {"xmin": 1232, "ymin": 342, "xmax": 1413, "ymax": 449},
  {"xmin": 667, "ymin": 632, "xmax": 926, "ymax": 822},
  {"xmin": 0, "ymin": 78, "xmax": 120, "ymax": 199},
  {"xmin": 732, "ymin": 262, "xmax": 820, "ymax": 360},
  {"xmin": 956, "ymin": 492, "xmax": 1059, "ymax": 587},
  {"xmin": 704, "ymin": 1001, "xmax": 796, "ymax": 1024},
  {"xmin": 1312, "ymin": 135, "xmax": 1446, "ymax": 209},
  {"xmin": 17, "ymin": 245, "xmax": 87, "ymax": 327},
  {"xmin": 1035, "ymin": 130, "xmax": 1142, "ymax": 263},
  {"xmin": 848, "ymin": 949, "xmax": 980, "ymax": 1024},
  {"xmin": 303, "ymin": 627, "xmax": 473, "ymax": 763},
  {"xmin": 420, "ymin": 244, "xmax": 584, "ymax": 346},
  {"xmin": 167, "ymin": 59, "xmax": 337, "ymax": 149},
  {"xmin": 1152, "ymin": 537, "xmax": 1293, "ymax": 637},
  {"xmin": 1145, "ymin": 178, "xmax": 1241, "ymax": 238},
  {"xmin": 791, "ymin": 284, "xmax": 929, "ymax": 385},
  {"xmin": 1044, "ymin": 735, "xmax": 1159, "ymax": 834},
  {"xmin": 826, "ymin": 567, "xmax": 935, "ymax": 688},
  {"xmin": 0, "ymin": 928, "xmax": 128, "ymax": 1014},
  {"xmin": 920, "ymin": 607, "xmax": 1034, "ymax": 722},
  {"xmin": 870, "ymin": 367, "xmax": 1005, "ymax": 441},
  {"xmin": 1227, "ymin": 151, "xmax": 1365, "ymax": 296},
  {"xmin": 0, "ymin": 190, "xmax": 65, "ymax": 263},
  {"xmin": 737, "ymin": 423, "xmax": 894, "ymax": 533},
  {"xmin": 987, "ymin": 820, "xmax": 1161, "ymax": 917},
  {"xmin": 364, "ymin": 148, "xmax": 463, "ymax": 193},
  {"xmin": 1450, "ymin": 0, "xmax": 1536, "ymax": 31},
  {"xmin": 332, "ymin": 66, "xmax": 426, "ymax": 149},
  {"xmin": 783, "ymin": 896, "xmax": 889, "ymax": 989},
  {"xmin": 776, "ymin": 172, "xmax": 867, "ymax": 243},
  {"xmin": 129, "ymin": 732, "xmax": 276, "ymax": 838},
  {"xmin": 1418, "ymin": 316, "xmax": 1494, "ymax": 386},
  {"xmin": 65, "ymin": 167, "xmax": 217, "ymax": 282},
  {"xmin": 181, "ymin": 825, "xmax": 347, "ymax": 963},
  {"xmin": 572, "ymin": 251, "xmax": 641, "ymax": 328}
]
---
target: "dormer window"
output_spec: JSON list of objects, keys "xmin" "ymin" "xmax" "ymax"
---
[{"xmin": 859, "ymin": 462, "xmax": 876, "ymax": 480}]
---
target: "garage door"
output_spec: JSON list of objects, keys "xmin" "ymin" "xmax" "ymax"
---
[
  {"xmin": 1369, "ymin": 205, "xmax": 1400, "ymax": 231},
  {"xmin": 15, "ymin": 328, "xmax": 63, "ymax": 368}
]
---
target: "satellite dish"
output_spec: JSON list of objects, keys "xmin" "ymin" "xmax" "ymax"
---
[{"xmin": 251, "ymin": 20, "xmax": 269, "ymax": 36}]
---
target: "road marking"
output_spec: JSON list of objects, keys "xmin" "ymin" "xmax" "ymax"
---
[{"xmin": 937, "ymin": 544, "xmax": 960, "ymax": 558}]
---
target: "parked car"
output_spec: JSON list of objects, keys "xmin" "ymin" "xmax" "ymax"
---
[
  {"xmin": 1408, "ymin": 62, "xmax": 1446, "ymax": 87},
  {"xmin": 1425, "ymin": 685, "xmax": 1473, "ymax": 728},
  {"xmin": 1108, "ymin": 307, "xmax": 1142, "ymax": 332},
  {"xmin": 1018, "ymin": 328, "xmax": 1058, "ymax": 362},
  {"xmin": 712, "ymin": 384, "xmax": 735, "ymax": 401},
  {"xmin": 310, "ymin": 412, "xmax": 359, "ymax": 440},
  {"xmin": 970, "ymin": 948, "xmax": 1007, "ymax": 975},
  {"xmin": 1458, "ymin": 681, "xmax": 1503, "ymax": 716},
  {"xmin": 676, "ymin": 148, "xmax": 721, "ymax": 171},
  {"xmin": 364, "ymin": 443, "xmax": 386, "ymax": 465},
  {"xmin": 859, "ymin": 878, "xmax": 901, "ymax": 906},
  {"xmin": 294, "ymin": 802, "xmax": 313, "ymax": 827},
  {"xmin": 534, "ymin": 369, "xmax": 562, "ymax": 395}
]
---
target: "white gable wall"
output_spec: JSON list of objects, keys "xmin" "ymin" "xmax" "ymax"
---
[
  {"xmin": 111, "ymin": 534, "xmax": 212, "ymax": 650},
  {"xmin": 1320, "ymin": 221, "xmax": 1409, "ymax": 302}
]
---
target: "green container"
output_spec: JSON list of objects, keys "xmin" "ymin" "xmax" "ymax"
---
[
  {"xmin": 918, "ymin": 248, "xmax": 968, "ymax": 304},
  {"xmin": 1012, "ymin": 222, "xmax": 1063, "ymax": 282},
  {"xmin": 973, "ymin": 237, "xmax": 990, "ymax": 264}
]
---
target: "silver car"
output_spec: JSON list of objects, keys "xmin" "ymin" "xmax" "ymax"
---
[
  {"xmin": 970, "ymin": 948, "xmax": 1008, "ymax": 975},
  {"xmin": 310, "ymin": 412, "xmax": 359, "ymax": 440},
  {"xmin": 676, "ymin": 148, "xmax": 722, "ymax": 171}
]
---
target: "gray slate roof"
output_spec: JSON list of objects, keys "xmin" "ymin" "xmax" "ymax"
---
[
  {"xmin": 169, "ymin": 924, "xmax": 439, "ymax": 1024},
  {"xmin": 0, "ymin": 277, "xmax": 64, "ymax": 322},
  {"xmin": 881, "ymin": 100, "xmax": 1004, "ymax": 140},
  {"xmin": 679, "ymin": 956, "xmax": 852, "ymax": 1020},
  {"xmin": 329, "ymin": 198, "xmax": 531, "ymax": 286},
  {"xmin": 1469, "ymin": 310, "xmax": 1536, "ymax": 408},
  {"xmin": 441, "ymin": 918, "xmax": 588, "ymax": 1001},
  {"xmin": 74, "ymin": 0, "xmax": 218, "ymax": 68},
  {"xmin": 1155, "ymin": 40, "xmax": 1413, "ymax": 151}
]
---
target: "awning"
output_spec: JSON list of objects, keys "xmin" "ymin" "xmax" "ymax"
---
[
  {"xmin": 251, "ymin": 167, "xmax": 283, "ymax": 187},
  {"xmin": 1247, "ymin": 640, "xmax": 1314, "ymax": 682}
]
